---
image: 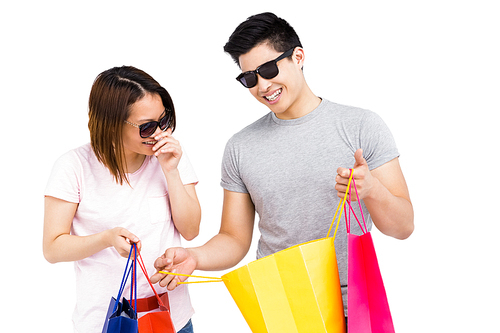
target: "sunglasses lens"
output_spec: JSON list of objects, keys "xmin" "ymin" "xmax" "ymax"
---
[
  {"xmin": 139, "ymin": 122, "xmax": 157, "ymax": 138},
  {"xmin": 159, "ymin": 113, "xmax": 170, "ymax": 130},
  {"xmin": 239, "ymin": 72, "xmax": 257, "ymax": 88},
  {"xmin": 258, "ymin": 62, "xmax": 279, "ymax": 79}
]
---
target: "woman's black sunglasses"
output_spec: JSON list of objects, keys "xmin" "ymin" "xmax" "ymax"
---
[
  {"xmin": 124, "ymin": 109, "xmax": 172, "ymax": 138},
  {"xmin": 236, "ymin": 47, "xmax": 296, "ymax": 88}
]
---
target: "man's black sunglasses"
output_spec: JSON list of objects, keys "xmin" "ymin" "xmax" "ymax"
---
[
  {"xmin": 236, "ymin": 47, "xmax": 297, "ymax": 88},
  {"xmin": 124, "ymin": 109, "xmax": 172, "ymax": 138}
]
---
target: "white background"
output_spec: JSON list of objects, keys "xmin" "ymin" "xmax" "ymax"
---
[{"xmin": 1, "ymin": 1, "xmax": 499, "ymax": 332}]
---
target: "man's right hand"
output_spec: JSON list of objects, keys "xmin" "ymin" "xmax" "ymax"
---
[{"xmin": 150, "ymin": 247, "xmax": 197, "ymax": 290}]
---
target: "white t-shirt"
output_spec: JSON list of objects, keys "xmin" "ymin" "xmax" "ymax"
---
[{"xmin": 45, "ymin": 143, "xmax": 198, "ymax": 332}]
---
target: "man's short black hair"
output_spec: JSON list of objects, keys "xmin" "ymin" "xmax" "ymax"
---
[{"xmin": 224, "ymin": 12, "xmax": 302, "ymax": 67}]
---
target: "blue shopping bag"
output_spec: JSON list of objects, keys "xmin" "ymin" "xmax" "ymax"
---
[{"xmin": 102, "ymin": 244, "xmax": 138, "ymax": 333}]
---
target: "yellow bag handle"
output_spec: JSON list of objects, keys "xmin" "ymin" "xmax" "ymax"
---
[
  {"xmin": 158, "ymin": 271, "xmax": 226, "ymax": 284},
  {"xmin": 160, "ymin": 169, "xmax": 354, "ymax": 284},
  {"xmin": 326, "ymin": 169, "xmax": 354, "ymax": 240}
]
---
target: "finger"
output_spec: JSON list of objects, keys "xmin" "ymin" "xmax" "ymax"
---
[
  {"xmin": 335, "ymin": 184, "xmax": 351, "ymax": 196},
  {"xmin": 165, "ymin": 270, "xmax": 189, "ymax": 290},
  {"xmin": 337, "ymin": 190, "xmax": 358, "ymax": 201},
  {"xmin": 336, "ymin": 167, "xmax": 352, "ymax": 178},
  {"xmin": 117, "ymin": 243, "xmax": 134, "ymax": 258},
  {"xmin": 162, "ymin": 127, "xmax": 173, "ymax": 137},
  {"xmin": 157, "ymin": 145, "xmax": 180, "ymax": 154},
  {"xmin": 150, "ymin": 273, "xmax": 161, "ymax": 284},
  {"xmin": 153, "ymin": 140, "xmax": 181, "ymax": 156},
  {"xmin": 153, "ymin": 128, "xmax": 174, "ymax": 143},
  {"xmin": 354, "ymin": 149, "xmax": 368, "ymax": 168},
  {"xmin": 151, "ymin": 271, "xmax": 172, "ymax": 285},
  {"xmin": 335, "ymin": 183, "xmax": 358, "ymax": 200},
  {"xmin": 135, "ymin": 240, "xmax": 142, "ymax": 252},
  {"xmin": 155, "ymin": 147, "xmax": 182, "ymax": 160},
  {"xmin": 118, "ymin": 228, "xmax": 140, "ymax": 244},
  {"xmin": 158, "ymin": 136, "xmax": 178, "ymax": 146},
  {"xmin": 335, "ymin": 174, "xmax": 350, "ymax": 185},
  {"xmin": 152, "ymin": 136, "xmax": 174, "ymax": 152},
  {"xmin": 167, "ymin": 277, "xmax": 180, "ymax": 291},
  {"xmin": 159, "ymin": 273, "xmax": 176, "ymax": 288},
  {"xmin": 154, "ymin": 257, "xmax": 172, "ymax": 271},
  {"xmin": 156, "ymin": 247, "xmax": 177, "ymax": 269}
]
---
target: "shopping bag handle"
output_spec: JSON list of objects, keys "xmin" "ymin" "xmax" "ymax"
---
[
  {"xmin": 345, "ymin": 177, "xmax": 367, "ymax": 234},
  {"xmin": 113, "ymin": 243, "xmax": 137, "ymax": 313},
  {"xmin": 326, "ymin": 169, "xmax": 354, "ymax": 240},
  {"xmin": 158, "ymin": 271, "xmax": 226, "ymax": 284},
  {"xmin": 136, "ymin": 249, "xmax": 170, "ymax": 308},
  {"xmin": 130, "ymin": 243, "xmax": 138, "ymax": 311}
]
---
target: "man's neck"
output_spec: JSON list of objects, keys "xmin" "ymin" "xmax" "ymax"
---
[{"xmin": 276, "ymin": 86, "xmax": 321, "ymax": 120}]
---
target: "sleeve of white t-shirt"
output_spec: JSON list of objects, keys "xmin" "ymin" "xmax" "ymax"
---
[{"xmin": 44, "ymin": 149, "xmax": 82, "ymax": 203}]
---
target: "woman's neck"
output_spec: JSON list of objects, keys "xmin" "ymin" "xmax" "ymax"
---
[{"xmin": 124, "ymin": 152, "xmax": 146, "ymax": 174}]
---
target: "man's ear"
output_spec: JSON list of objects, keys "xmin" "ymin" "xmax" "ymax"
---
[{"xmin": 293, "ymin": 47, "xmax": 305, "ymax": 69}]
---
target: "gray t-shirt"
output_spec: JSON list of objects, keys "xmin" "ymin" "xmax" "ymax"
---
[{"xmin": 220, "ymin": 98, "xmax": 399, "ymax": 311}]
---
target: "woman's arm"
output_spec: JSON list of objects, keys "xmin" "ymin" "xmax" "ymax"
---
[
  {"xmin": 164, "ymin": 177, "xmax": 201, "ymax": 241},
  {"xmin": 43, "ymin": 196, "xmax": 141, "ymax": 263},
  {"xmin": 153, "ymin": 129, "xmax": 201, "ymax": 241}
]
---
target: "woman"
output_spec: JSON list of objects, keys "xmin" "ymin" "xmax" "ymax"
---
[{"xmin": 43, "ymin": 66, "xmax": 200, "ymax": 333}]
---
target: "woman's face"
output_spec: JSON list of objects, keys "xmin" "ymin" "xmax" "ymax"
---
[{"xmin": 122, "ymin": 93, "xmax": 166, "ymax": 157}]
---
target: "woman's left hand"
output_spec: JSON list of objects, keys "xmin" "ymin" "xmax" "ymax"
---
[{"xmin": 152, "ymin": 128, "xmax": 182, "ymax": 172}]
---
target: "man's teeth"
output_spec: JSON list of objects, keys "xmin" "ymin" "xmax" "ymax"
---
[{"xmin": 265, "ymin": 89, "xmax": 282, "ymax": 101}]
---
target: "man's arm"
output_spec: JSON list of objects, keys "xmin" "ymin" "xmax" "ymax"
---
[
  {"xmin": 336, "ymin": 149, "xmax": 414, "ymax": 240},
  {"xmin": 151, "ymin": 189, "xmax": 255, "ymax": 290}
]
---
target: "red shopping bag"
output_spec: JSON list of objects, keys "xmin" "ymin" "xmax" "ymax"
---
[
  {"xmin": 346, "ymin": 174, "xmax": 395, "ymax": 333},
  {"xmin": 136, "ymin": 250, "xmax": 175, "ymax": 333}
]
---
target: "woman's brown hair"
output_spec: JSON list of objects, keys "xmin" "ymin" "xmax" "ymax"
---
[{"xmin": 88, "ymin": 66, "xmax": 176, "ymax": 185}]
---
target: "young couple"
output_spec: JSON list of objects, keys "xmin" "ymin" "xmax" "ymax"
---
[{"xmin": 44, "ymin": 12, "xmax": 413, "ymax": 333}]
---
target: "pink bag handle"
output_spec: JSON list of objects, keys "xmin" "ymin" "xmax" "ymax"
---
[
  {"xmin": 345, "ymin": 176, "xmax": 368, "ymax": 234},
  {"xmin": 327, "ymin": 169, "xmax": 354, "ymax": 240}
]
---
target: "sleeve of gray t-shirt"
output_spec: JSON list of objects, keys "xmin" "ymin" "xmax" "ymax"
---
[
  {"xmin": 358, "ymin": 110, "xmax": 399, "ymax": 170},
  {"xmin": 221, "ymin": 136, "xmax": 249, "ymax": 194}
]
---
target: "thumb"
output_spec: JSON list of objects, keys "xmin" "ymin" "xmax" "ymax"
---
[{"xmin": 354, "ymin": 149, "xmax": 368, "ymax": 168}]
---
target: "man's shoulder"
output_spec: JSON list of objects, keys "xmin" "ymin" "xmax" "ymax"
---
[{"xmin": 321, "ymin": 98, "xmax": 375, "ymax": 119}]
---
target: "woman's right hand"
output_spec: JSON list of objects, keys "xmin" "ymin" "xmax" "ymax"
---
[
  {"xmin": 44, "ymin": 196, "xmax": 143, "ymax": 262},
  {"xmin": 106, "ymin": 227, "xmax": 142, "ymax": 258}
]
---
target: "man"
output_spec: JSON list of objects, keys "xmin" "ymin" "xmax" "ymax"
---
[{"xmin": 151, "ymin": 12, "xmax": 413, "ymax": 316}]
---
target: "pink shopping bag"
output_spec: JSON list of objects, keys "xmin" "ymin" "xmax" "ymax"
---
[{"xmin": 346, "ymin": 175, "xmax": 395, "ymax": 333}]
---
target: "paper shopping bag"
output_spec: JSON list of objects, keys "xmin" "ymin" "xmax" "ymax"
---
[
  {"xmin": 103, "ymin": 244, "xmax": 139, "ymax": 333},
  {"xmin": 222, "ymin": 236, "xmax": 346, "ymax": 333},
  {"xmin": 136, "ymin": 250, "xmax": 175, "ymax": 333},
  {"xmin": 108, "ymin": 297, "xmax": 139, "ymax": 333},
  {"xmin": 346, "ymin": 178, "xmax": 395, "ymax": 333}
]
